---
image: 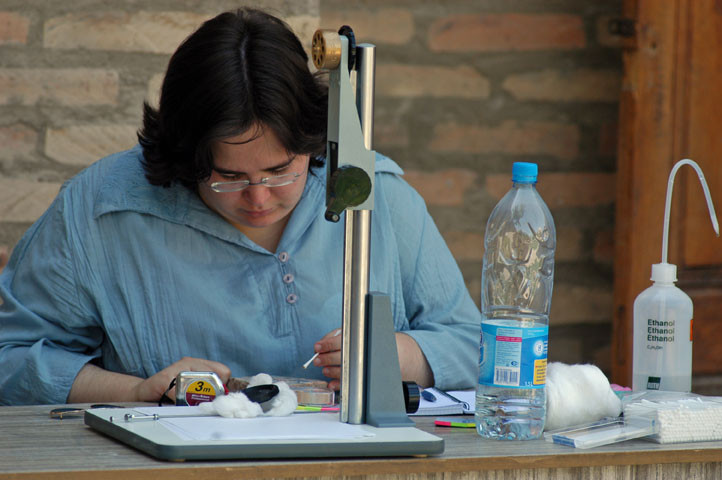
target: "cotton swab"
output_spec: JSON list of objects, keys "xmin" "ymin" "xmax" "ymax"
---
[{"xmin": 302, "ymin": 329, "xmax": 341, "ymax": 369}]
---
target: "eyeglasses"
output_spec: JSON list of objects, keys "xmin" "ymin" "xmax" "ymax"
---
[{"xmin": 210, "ymin": 172, "xmax": 302, "ymax": 193}]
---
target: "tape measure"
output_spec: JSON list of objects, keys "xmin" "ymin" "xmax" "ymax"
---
[{"xmin": 174, "ymin": 371, "xmax": 227, "ymax": 406}]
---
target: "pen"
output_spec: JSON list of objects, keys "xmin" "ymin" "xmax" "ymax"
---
[
  {"xmin": 434, "ymin": 417, "xmax": 475, "ymax": 428},
  {"xmin": 118, "ymin": 413, "xmax": 216, "ymax": 422},
  {"xmin": 436, "ymin": 389, "xmax": 471, "ymax": 410},
  {"xmin": 421, "ymin": 389, "xmax": 437, "ymax": 402},
  {"xmin": 302, "ymin": 329, "xmax": 341, "ymax": 369},
  {"xmin": 295, "ymin": 405, "xmax": 340, "ymax": 412}
]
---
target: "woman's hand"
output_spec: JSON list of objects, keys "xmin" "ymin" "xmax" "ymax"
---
[
  {"xmin": 68, "ymin": 357, "xmax": 231, "ymax": 403},
  {"xmin": 312, "ymin": 329, "xmax": 434, "ymax": 390},
  {"xmin": 395, "ymin": 332, "xmax": 434, "ymax": 388},
  {"xmin": 131, "ymin": 356, "xmax": 231, "ymax": 402},
  {"xmin": 312, "ymin": 328, "xmax": 342, "ymax": 390}
]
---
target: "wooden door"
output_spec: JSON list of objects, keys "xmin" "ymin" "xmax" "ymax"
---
[{"xmin": 613, "ymin": 0, "xmax": 722, "ymax": 389}]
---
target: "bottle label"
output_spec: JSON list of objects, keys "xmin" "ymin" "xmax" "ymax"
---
[
  {"xmin": 479, "ymin": 322, "xmax": 548, "ymax": 388},
  {"xmin": 646, "ymin": 376, "xmax": 661, "ymax": 390}
]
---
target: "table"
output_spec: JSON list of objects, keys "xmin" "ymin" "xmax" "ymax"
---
[{"xmin": 2, "ymin": 404, "xmax": 721, "ymax": 479}]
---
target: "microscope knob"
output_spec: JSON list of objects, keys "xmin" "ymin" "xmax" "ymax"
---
[
  {"xmin": 402, "ymin": 381, "xmax": 421, "ymax": 414},
  {"xmin": 337, "ymin": 25, "xmax": 356, "ymax": 72},
  {"xmin": 312, "ymin": 29, "xmax": 341, "ymax": 69},
  {"xmin": 324, "ymin": 166, "xmax": 372, "ymax": 223}
]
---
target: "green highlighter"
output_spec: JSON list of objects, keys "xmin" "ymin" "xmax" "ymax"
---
[{"xmin": 434, "ymin": 417, "xmax": 475, "ymax": 428}]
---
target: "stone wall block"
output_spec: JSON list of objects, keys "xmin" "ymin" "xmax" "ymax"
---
[
  {"xmin": 286, "ymin": 15, "xmax": 321, "ymax": 49},
  {"xmin": 44, "ymin": 11, "xmax": 320, "ymax": 54},
  {"xmin": 404, "ymin": 168, "xmax": 477, "ymax": 207},
  {"xmin": 0, "ymin": 11, "xmax": 30, "ymax": 45},
  {"xmin": 550, "ymin": 284, "xmax": 613, "ymax": 325},
  {"xmin": 443, "ymin": 231, "xmax": 485, "ymax": 261},
  {"xmin": 0, "ymin": 178, "xmax": 61, "ymax": 222},
  {"xmin": 556, "ymin": 227, "xmax": 583, "ymax": 262},
  {"xmin": 321, "ymin": 8, "xmax": 413, "ymax": 45},
  {"xmin": 503, "ymin": 69, "xmax": 621, "ymax": 102},
  {"xmin": 429, "ymin": 121, "xmax": 579, "ymax": 159},
  {"xmin": 429, "ymin": 13, "xmax": 585, "ymax": 52},
  {"xmin": 374, "ymin": 122, "xmax": 410, "ymax": 148},
  {"xmin": 45, "ymin": 125, "xmax": 138, "ymax": 166},
  {"xmin": 0, "ymin": 124, "xmax": 38, "ymax": 159},
  {"xmin": 594, "ymin": 229, "xmax": 615, "ymax": 264},
  {"xmin": 377, "ymin": 64, "xmax": 490, "ymax": 98},
  {"xmin": 0, "ymin": 69, "xmax": 119, "ymax": 106},
  {"xmin": 44, "ymin": 11, "xmax": 209, "ymax": 54}
]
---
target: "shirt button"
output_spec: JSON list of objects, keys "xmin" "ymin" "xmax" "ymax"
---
[
  {"xmin": 283, "ymin": 273, "xmax": 294, "ymax": 284},
  {"xmin": 278, "ymin": 252, "xmax": 289, "ymax": 263},
  {"xmin": 286, "ymin": 293, "xmax": 298, "ymax": 304}
]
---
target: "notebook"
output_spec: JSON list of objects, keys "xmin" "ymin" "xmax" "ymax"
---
[{"xmin": 411, "ymin": 388, "xmax": 475, "ymax": 416}]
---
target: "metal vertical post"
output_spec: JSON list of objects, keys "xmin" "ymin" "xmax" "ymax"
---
[{"xmin": 340, "ymin": 44, "xmax": 376, "ymax": 424}]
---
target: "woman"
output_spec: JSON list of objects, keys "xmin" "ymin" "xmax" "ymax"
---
[{"xmin": 0, "ymin": 8, "xmax": 480, "ymax": 405}]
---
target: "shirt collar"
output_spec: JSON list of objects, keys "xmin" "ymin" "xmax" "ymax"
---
[{"xmin": 93, "ymin": 145, "xmax": 328, "ymax": 252}]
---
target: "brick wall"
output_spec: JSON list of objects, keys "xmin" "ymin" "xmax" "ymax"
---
[{"xmin": 0, "ymin": 1, "xmax": 622, "ymax": 373}]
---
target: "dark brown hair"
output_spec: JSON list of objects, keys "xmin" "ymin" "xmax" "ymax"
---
[{"xmin": 138, "ymin": 8, "xmax": 327, "ymax": 188}]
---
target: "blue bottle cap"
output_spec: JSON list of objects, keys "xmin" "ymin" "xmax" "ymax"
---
[{"xmin": 512, "ymin": 162, "xmax": 538, "ymax": 183}]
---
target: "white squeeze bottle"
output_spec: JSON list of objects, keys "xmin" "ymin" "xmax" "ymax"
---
[{"xmin": 632, "ymin": 159, "xmax": 719, "ymax": 392}]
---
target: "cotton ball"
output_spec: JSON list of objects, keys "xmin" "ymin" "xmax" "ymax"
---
[
  {"xmin": 197, "ymin": 373, "xmax": 296, "ymax": 418},
  {"xmin": 262, "ymin": 381, "xmax": 298, "ymax": 417},
  {"xmin": 545, "ymin": 362, "xmax": 621, "ymax": 431},
  {"xmin": 199, "ymin": 392, "xmax": 263, "ymax": 418},
  {"xmin": 248, "ymin": 373, "xmax": 273, "ymax": 387}
]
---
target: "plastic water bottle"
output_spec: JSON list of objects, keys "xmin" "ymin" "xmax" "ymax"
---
[{"xmin": 475, "ymin": 162, "xmax": 556, "ymax": 440}]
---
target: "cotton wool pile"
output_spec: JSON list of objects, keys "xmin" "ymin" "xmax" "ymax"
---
[
  {"xmin": 198, "ymin": 373, "xmax": 297, "ymax": 418},
  {"xmin": 544, "ymin": 362, "xmax": 622, "ymax": 431}
]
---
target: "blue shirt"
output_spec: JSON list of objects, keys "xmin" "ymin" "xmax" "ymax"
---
[{"xmin": 0, "ymin": 146, "xmax": 481, "ymax": 405}]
